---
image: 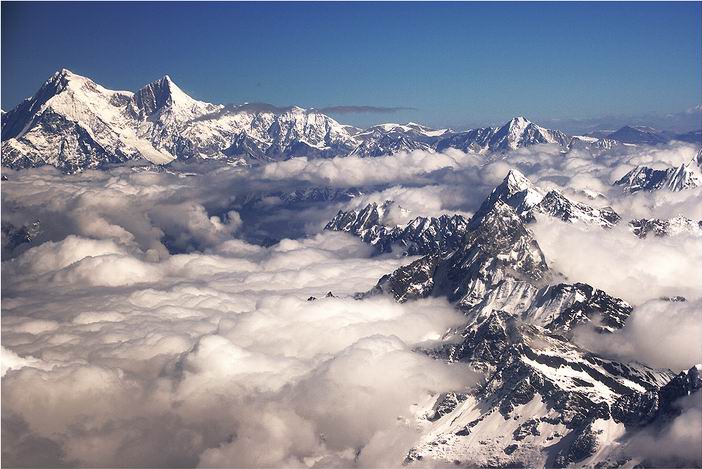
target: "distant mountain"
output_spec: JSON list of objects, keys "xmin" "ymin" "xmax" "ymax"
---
[
  {"xmin": 3, "ymin": 70, "xmax": 700, "ymax": 172},
  {"xmin": 349, "ymin": 122, "xmax": 448, "ymax": 157},
  {"xmin": 1, "ymin": 69, "xmax": 175, "ymax": 172},
  {"xmin": 606, "ymin": 125, "xmax": 671, "ymax": 145},
  {"xmin": 325, "ymin": 201, "xmax": 470, "ymax": 256},
  {"xmin": 435, "ymin": 116, "xmax": 570, "ymax": 154},
  {"xmin": 603, "ymin": 125, "xmax": 702, "ymax": 146},
  {"xmin": 614, "ymin": 164, "xmax": 701, "ymax": 193},
  {"xmin": 566, "ymin": 135, "xmax": 626, "ymax": 156},
  {"xmin": 1, "ymin": 69, "xmax": 358, "ymax": 171},
  {"xmin": 673, "ymin": 129, "xmax": 702, "ymax": 144},
  {"xmin": 629, "ymin": 216, "xmax": 702, "ymax": 238}
]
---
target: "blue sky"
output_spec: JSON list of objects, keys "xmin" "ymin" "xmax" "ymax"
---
[{"xmin": 2, "ymin": 2, "xmax": 701, "ymax": 130}]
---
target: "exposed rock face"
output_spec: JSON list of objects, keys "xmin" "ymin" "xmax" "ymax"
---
[
  {"xmin": 435, "ymin": 117, "xmax": 570, "ymax": 154},
  {"xmin": 325, "ymin": 201, "xmax": 470, "ymax": 256},
  {"xmin": 374, "ymin": 201, "xmax": 549, "ymax": 306},
  {"xmin": 614, "ymin": 164, "xmax": 701, "ymax": 193},
  {"xmin": 343, "ymin": 170, "xmax": 696, "ymax": 468},
  {"xmin": 629, "ymin": 216, "xmax": 702, "ymax": 238}
]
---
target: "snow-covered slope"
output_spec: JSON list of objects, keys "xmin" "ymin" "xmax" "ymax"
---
[
  {"xmin": 1, "ymin": 70, "xmax": 358, "ymax": 171},
  {"xmin": 614, "ymin": 164, "xmax": 701, "ymax": 193},
  {"xmin": 1, "ymin": 69, "xmax": 175, "ymax": 172},
  {"xmin": 629, "ymin": 216, "xmax": 702, "ymax": 238},
  {"xmin": 435, "ymin": 117, "xmax": 570, "ymax": 154},
  {"xmin": 325, "ymin": 201, "xmax": 470, "ymax": 255},
  {"xmin": 472, "ymin": 170, "xmax": 621, "ymax": 228}
]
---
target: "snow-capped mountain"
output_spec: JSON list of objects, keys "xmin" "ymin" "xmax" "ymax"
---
[
  {"xmin": 435, "ymin": 117, "xmax": 570, "ymax": 154},
  {"xmin": 325, "ymin": 201, "xmax": 470, "ymax": 256},
  {"xmin": 1, "ymin": 69, "xmax": 358, "ymax": 171},
  {"xmin": 606, "ymin": 125, "xmax": 670, "ymax": 145},
  {"xmin": 629, "ymin": 216, "xmax": 702, "ymax": 238},
  {"xmin": 1, "ymin": 69, "xmax": 176, "ymax": 172},
  {"xmin": 473, "ymin": 169, "xmax": 621, "ymax": 228},
  {"xmin": 353, "ymin": 180, "xmax": 696, "ymax": 468},
  {"xmin": 614, "ymin": 163, "xmax": 701, "ymax": 193},
  {"xmin": 327, "ymin": 171, "xmax": 621, "ymax": 264},
  {"xmin": 3, "ymin": 70, "xmax": 700, "ymax": 175},
  {"xmin": 1, "ymin": 70, "xmax": 603, "ymax": 172},
  {"xmin": 349, "ymin": 122, "xmax": 448, "ymax": 157}
]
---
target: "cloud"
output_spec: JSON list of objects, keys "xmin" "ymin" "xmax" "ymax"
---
[
  {"xmin": 260, "ymin": 149, "xmax": 479, "ymax": 187},
  {"xmin": 531, "ymin": 218, "xmax": 702, "ymax": 304},
  {"xmin": 1, "ymin": 230, "xmax": 478, "ymax": 467},
  {"xmin": 2, "ymin": 139, "xmax": 701, "ymax": 467},
  {"xmin": 622, "ymin": 392, "xmax": 702, "ymax": 467},
  {"xmin": 574, "ymin": 298, "xmax": 702, "ymax": 371}
]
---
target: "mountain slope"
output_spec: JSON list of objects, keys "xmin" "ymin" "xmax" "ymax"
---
[
  {"xmin": 614, "ymin": 164, "xmax": 701, "ymax": 193},
  {"xmin": 356, "ymin": 178, "xmax": 692, "ymax": 468},
  {"xmin": 325, "ymin": 201, "xmax": 470, "ymax": 256},
  {"xmin": 1, "ymin": 69, "xmax": 175, "ymax": 172},
  {"xmin": 1, "ymin": 70, "xmax": 358, "ymax": 171},
  {"xmin": 606, "ymin": 126, "xmax": 670, "ymax": 145},
  {"xmin": 435, "ymin": 117, "xmax": 570, "ymax": 154}
]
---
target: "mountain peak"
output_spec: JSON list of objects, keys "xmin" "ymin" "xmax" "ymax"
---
[
  {"xmin": 504, "ymin": 169, "xmax": 532, "ymax": 189},
  {"xmin": 508, "ymin": 116, "xmax": 531, "ymax": 126},
  {"xmin": 132, "ymin": 74, "xmax": 204, "ymax": 117},
  {"xmin": 502, "ymin": 116, "xmax": 533, "ymax": 133},
  {"xmin": 42, "ymin": 68, "xmax": 90, "ymax": 93},
  {"xmin": 470, "ymin": 170, "xmax": 546, "ymax": 226}
]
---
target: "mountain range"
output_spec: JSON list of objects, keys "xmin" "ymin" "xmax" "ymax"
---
[
  {"xmin": 323, "ymin": 170, "xmax": 702, "ymax": 467},
  {"xmin": 2, "ymin": 69, "xmax": 700, "ymax": 172}
]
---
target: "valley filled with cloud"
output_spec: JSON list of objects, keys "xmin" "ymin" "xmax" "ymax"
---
[{"xmin": 2, "ymin": 140, "xmax": 701, "ymax": 467}]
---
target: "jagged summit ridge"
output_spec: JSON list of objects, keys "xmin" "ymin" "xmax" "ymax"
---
[
  {"xmin": 325, "ymin": 201, "xmax": 469, "ymax": 256},
  {"xmin": 3, "ymin": 70, "xmax": 700, "ymax": 173},
  {"xmin": 614, "ymin": 163, "xmax": 701, "ymax": 193},
  {"xmin": 472, "ymin": 169, "xmax": 621, "ymax": 228}
]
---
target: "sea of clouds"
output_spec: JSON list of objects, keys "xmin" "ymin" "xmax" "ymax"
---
[{"xmin": 2, "ymin": 142, "xmax": 701, "ymax": 467}]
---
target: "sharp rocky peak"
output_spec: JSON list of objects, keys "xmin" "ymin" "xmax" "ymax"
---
[
  {"xmin": 132, "ymin": 74, "xmax": 200, "ymax": 117},
  {"xmin": 504, "ymin": 116, "xmax": 532, "ymax": 129},
  {"xmin": 614, "ymin": 163, "xmax": 701, "ymax": 193},
  {"xmin": 471, "ymin": 170, "xmax": 546, "ymax": 224}
]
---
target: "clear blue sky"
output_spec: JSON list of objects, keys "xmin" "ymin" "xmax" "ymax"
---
[{"xmin": 2, "ymin": 2, "xmax": 701, "ymax": 129}]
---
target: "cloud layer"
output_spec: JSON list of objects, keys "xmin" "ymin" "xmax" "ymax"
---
[
  {"xmin": 2, "ymin": 141, "xmax": 701, "ymax": 467},
  {"xmin": 2, "ymin": 230, "xmax": 477, "ymax": 467}
]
